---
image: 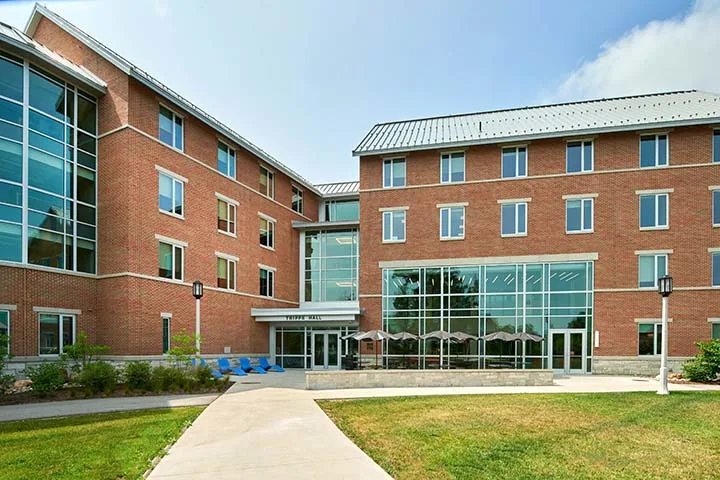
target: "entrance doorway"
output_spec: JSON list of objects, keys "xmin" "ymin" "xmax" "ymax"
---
[
  {"xmin": 312, "ymin": 331, "xmax": 341, "ymax": 370},
  {"xmin": 548, "ymin": 329, "xmax": 586, "ymax": 374}
]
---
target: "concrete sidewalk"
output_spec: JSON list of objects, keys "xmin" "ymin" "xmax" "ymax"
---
[{"xmin": 0, "ymin": 393, "xmax": 219, "ymax": 422}]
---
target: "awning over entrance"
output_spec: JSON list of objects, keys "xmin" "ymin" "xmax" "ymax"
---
[{"xmin": 251, "ymin": 305, "xmax": 362, "ymax": 325}]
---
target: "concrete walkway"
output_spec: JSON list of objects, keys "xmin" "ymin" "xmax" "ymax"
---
[
  {"xmin": 0, "ymin": 393, "xmax": 219, "ymax": 422},
  {"xmin": 148, "ymin": 371, "xmax": 720, "ymax": 480}
]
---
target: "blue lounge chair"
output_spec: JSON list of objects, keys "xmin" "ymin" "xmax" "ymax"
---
[
  {"xmin": 239, "ymin": 357, "xmax": 267, "ymax": 374},
  {"xmin": 258, "ymin": 357, "xmax": 285, "ymax": 372},
  {"xmin": 218, "ymin": 357, "xmax": 247, "ymax": 376},
  {"xmin": 191, "ymin": 358, "xmax": 224, "ymax": 379}
]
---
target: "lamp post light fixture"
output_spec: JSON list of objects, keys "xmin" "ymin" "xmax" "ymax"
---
[
  {"xmin": 657, "ymin": 275, "xmax": 673, "ymax": 395},
  {"xmin": 192, "ymin": 281, "xmax": 204, "ymax": 357}
]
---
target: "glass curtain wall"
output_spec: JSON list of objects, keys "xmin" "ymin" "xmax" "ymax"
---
[
  {"xmin": 274, "ymin": 325, "xmax": 358, "ymax": 368},
  {"xmin": 382, "ymin": 262, "xmax": 593, "ymax": 371},
  {"xmin": 304, "ymin": 229, "xmax": 358, "ymax": 302},
  {"xmin": 0, "ymin": 52, "xmax": 97, "ymax": 273},
  {"xmin": 324, "ymin": 200, "xmax": 359, "ymax": 221}
]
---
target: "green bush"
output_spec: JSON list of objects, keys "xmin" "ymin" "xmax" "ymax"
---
[
  {"xmin": 150, "ymin": 366, "xmax": 187, "ymax": 392},
  {"xmin": 166, "ymin": 330, "xmax": 200, "ymax": 369},
  {"xmin": 683, "ymin": 340, "xmax": 720, "ymax": 382},
  {"xmin": 0, "ymin": 373, "xmax": 15, "ymax": 393},
  {"xmin": 61, "ymin": 332, "xmax": 110, "ymax": 375},
  {"xmin": 77, "ymin": 361, "xmax": 118, "ymax": 395},
  {"xmin": 125, "ymin": 361, "xmax": 152, "ymax": 391},
  {"xmin": 24, "ymin": 361, "xmax": 66, "ymax": 396},
  {"xmin": 194, "ymin": 365, "xmax": 215, "ymax": 388}
]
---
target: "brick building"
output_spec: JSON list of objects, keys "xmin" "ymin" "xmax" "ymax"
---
[{"xmin": 0, "ymin": 5, "xmax": 718, "ymax": 375}]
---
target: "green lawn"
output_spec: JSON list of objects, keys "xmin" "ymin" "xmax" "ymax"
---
[
  {"xmin": 319, "ymin": 392, "xmax": 720, "ymax": 480},
  {"xmin": 0, "ymin": 407, "xmax": 203, "ymax": 480}
]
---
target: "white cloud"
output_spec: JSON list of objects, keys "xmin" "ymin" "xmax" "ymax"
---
[{"xmin": 556, "ymin": 0, "xmax": 720, "ymax": 102}]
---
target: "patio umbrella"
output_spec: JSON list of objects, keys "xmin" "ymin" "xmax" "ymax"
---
[
  {"xmin": 420, "ymin": 330, "xmax": 455, "ymax": 368},
  {"xmin": 480, "ymin": 331, "xmax": 517, "ymax": 367},
  {"xmin": 511, "ymin": 332, "xmax": 543, "ymax": 342},
  {"xmin": 389, "ymin": 332, "xmax": 419, "ymax": 369},
  {"xmin": 342, "ymin": 331, "xmax": 365, "ymax": 369},
  {"xmin": 354, "ymin": 330, "xmax": 396, "ymax": 369},
  {"xmin": 450, "ymin": 332, "xmax": 478, "ymax": 342}
]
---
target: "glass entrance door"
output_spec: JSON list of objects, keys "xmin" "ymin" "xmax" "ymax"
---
[
  {"xmin": 312, "ymin": 331, "xmax": 341, "ymax": 369},
  {"xmin": 548, "ymin": 329, "xmax": 586, "ymax": 374}
]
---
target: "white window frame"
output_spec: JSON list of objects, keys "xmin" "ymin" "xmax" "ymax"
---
[
  {"xmin": 259, "ymin": 265, "xmax": 275, "ymax": 298},
  {"xmin": 383, "ymin": 158, "xmax": 406, "ymax": 188},
  {"xmin": 440, "ymin": 152, "xmax": 465, "ymax": 184},
  {"xmin": 638, "ymin": 322, "xmax": 663, "ymax": 356},
  {"xmin": 38, "ymin": 313, "xmax": 76, "ymax": 356},
  {"xmin": 500, "ymin": 201, "xmax": 528, "ymax": 237},
  {"xmin": 216, "ymin": 252, "xmax": 238, "ymax": 291},
  {"xmin": 439, "ymin": 206, "xmax": 465, "ymax": 240},
  {"xmin": 159, "ymin": 104, "xmax": 184, "ymax": 151},
  {"xmin": 566, "ymin": 140, "xmax": 593, "ymax": 173},
  {"xmin": 0, "ymin": 309, "xmax": 9, "ymax": 355},
  {"xmin": 260, "ymin": 165, "xmax": 275, "ymax": 199},
  {"xmin": 639, "ymin": 133, "xmax": 669, "ymax": 168},
  {"xmin": 711, "ymin": 186, "xmax": 720, "ymax": 227},
  {"xmin": 565, "ymin": 198, "xmax": 594, "ymax": 234},
  {"xmin": 710, "ymin": 319, "xmax": 720, "ymax": 340},
  {"xmin": 638, "ymin": 192, "xmax": 669, "ymax": 230},
  {"xmin": 291, "ymin": 184, "xmax": 304, "ymax": 214},
  {"xmin": 712, "ymin": 250, "xmax": 720, "ymax": 288},
  {"xmin": 501, "ymin": 146, "xmax": 527, "ymax": 179},
  {"xmin": 216, "ymin": 193, "xmax": 238, "ymax": 237},
  {"xmin": 156, "ymin": 166, "xmax": 186, "ymax": 220},
  {"xmin": 637, "ymin": 253, "xmax": 668, "ymax": 289},
  {"xmin": 714, "ymin": 129, "xmax": 720, "ymax": 164},
  {"xmin": 259, "ymin": 213, "xmax": 276, "ymax": 250},
  {"xmin": 161, "ymin": 313, "xmax": 171, "ymax": 354},
  {"xmin": 217, "ymin": 140, "xmax": 236, "ymax": 179},
  {"xmin": 381, "ymin": 209, "xmax": 406, "ymax": 243},
  {"xmin": 155, "ymin": 234, "xmax": 186, "ymax": 281}
]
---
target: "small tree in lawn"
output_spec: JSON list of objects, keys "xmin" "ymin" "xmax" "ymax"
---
[
  {"xmin": 167, "ymin": 330, "xmax": 201, "ymax": 369},
  {"xmin": 0, "ymin": 334, "xmax": 14, "ymax": 393},
  {"xmin": 61, "ymin": 332, "xmax": 110, "ymax": 374}
]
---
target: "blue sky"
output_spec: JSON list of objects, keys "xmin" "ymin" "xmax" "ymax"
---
[{"xmin": 2, "ymin": 0, "xmax": 717, "ymax": 184}]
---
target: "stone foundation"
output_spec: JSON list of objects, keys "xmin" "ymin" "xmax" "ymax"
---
[
  {"xmin": 305, "ymin": 369, "xmax": 554, "ymax": 390},
  {"xmin": 592, "ymin": 356, "xmax": 690, "ymax": 376}
]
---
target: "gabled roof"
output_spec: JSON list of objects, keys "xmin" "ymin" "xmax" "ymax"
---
[
  {"xmin": 315, "ymin": 181, "xmax": 359, "ymax": 197},
  {"xmin": 0, "ymin": 21, "xmax": 106, "ymax": 94},
  {"xmin": 353, "ymin": 90, "xmax": 720, "ymax": 156},
  {"xmin": 25, "ymin": 3, "xmax": 322, "ymax": 195}
]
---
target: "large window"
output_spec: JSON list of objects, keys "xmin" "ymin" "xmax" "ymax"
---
[
  {"xmin": 638, "ymin": 254, "xmax": 668, "ymax": 288},
  {"xmin": 714, "ymin": 130, "xmax": 720, "ymax": 164},
  {"xmin": 304, "ymin": 229, "xmax": 358, "ymax": 302},
  {"xmin": 217, "ymin": 141, "xmax": 235, "ymax": 178},
  {"xmin": 382, "ymin": 210, "xmax": 406, "ymax": 242},
  {"xmin": 713, "ymin": 190, "xmax": 719, "ymax": 227},
  {"xmin": 39, "ymin": 313, "xmax": 75, "ymax": 355},
  {"xmin": 325, "ymin": 199, "xmax": 359, "ymax": 221},
  {"xmin": 440, "ymin": 152, "xmax": 465, "ymax": 183},
  {"xmin": 162, "ymin": 315, "xmax": 171, "ymax": 354},
  {"xmin": 439, "ymin": 206, "xmax": 464, "ymax": 240},
  {"xmin": 383, "ymin": 158, "xmax": 405, "ymax": 188},
  {"xmin": 292, "ymin": 185, "xmax": 303, "ymax": 214},
  {"xmin": 260, "ymin": 166, "xmax": 274, "ymax": 199},
  {"xmin": 217, "ymin": 197, "xmax": 236, "ymax": 235},
  {"xmin": 639, "ymin": 193, "xmax": 669, "ymax": 229},
  {"xmin": 638, "ymin": 323, "xmax": 662, "ymax": 356},
  {"xmin": 501, "ymin": 202, "xmax": 527, "ymax": 236},
  {"xmin": 566, "ymin": 198, "xmax": 593, "ymax": 233},
  {"xmin": 158, "ymin": 240, "xmax": 183, "ymax": 281},
  {"xmin": 713, "ymin": 252, "xmax": 720, "ymax": 287},
  {"xmin": 712, "ymin": 322, "xmax": 720, "ymax": 340},
  {"xmin": 566, "ymin": 141, "xmax": 593, "ymax": 173},
  {"xmin": 0, "ymin": 310, "xmax": 8, "ymax": 354},
  {"xmin": 260, "ymin": 267, "xmax": 275, "ymax": 297},
  {"xmin": 640, "ymin": 134, "xmax": 668, "ymax": 168},
  {"xmin": 501, "ymin": 146, "xmax": 527, "ymax": 179},
  {"xmin": 159, "ymin": 105, "xmax": 183, "ymax": 151},
  {"xmin": 217, "ymin": 255, "xmax": 236, "ymax": 290},
  {"xmin": 158, "ymin": 170, "xmax": 184, "ymax": 218},
  {"xmin": 259, "ymin": 214, "xmax": 275, "ymax": 249}
]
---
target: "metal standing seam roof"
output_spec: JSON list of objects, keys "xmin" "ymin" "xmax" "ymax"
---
[
  {"xmin": 314, "ymin": 181, "xmax": 360, "ymax": 196},
  {"xmin": 0, "ymin": 21, "xmax": 106, "ymax": 93},
  {"xmin": 23, "ymin": 3, "xmax": 323, "ymax": 196},
  {"xmin": 353, "ymin": 90, "xmax": 720, "ymax": 156}
]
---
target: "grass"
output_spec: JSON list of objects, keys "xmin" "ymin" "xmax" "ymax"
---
[
  {"xmin": 0, "ymin": 407, "xmax": 203, "ymax": 480},
  {"xmin": 319, "ymin": 392, "xmax": 720, "ymax": 480}
]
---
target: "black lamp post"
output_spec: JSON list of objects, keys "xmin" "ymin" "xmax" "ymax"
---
[
  {"xmin": 192, "ymin": 281, "xmax": 203, "ymax": 356},
  {"xmin": 657, "ymin": 275, "xmax": 673, "ymax": 395}
]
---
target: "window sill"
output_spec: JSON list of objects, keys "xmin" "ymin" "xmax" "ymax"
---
[
  {"xmin": 501, "ymin": 233, "xmax": 528, "ymax": 238},
  {"xmin": 218, "ymin": 230, "xmax": 237, "ymax": 238},
  {"xmin": 440, "ymin": 236, "xmax": 464, "ymax": 241},
  {"xmin": 639, "ymin": 164, "xmax": 669, "ymax": 169},
  {"xmin": 159, "ymin": 209, "xmax": 184, "ymax": 220},
  {"xmin": 259, "ymin": 295, "xmax": 274, "ymax": 299},
  {"xmin": 260, "ymin": 244, "xmax": 276, "ymax": 252},
  {"xmin": 500, "ymin": 175, "xmax": 528, "ymax": 181},
  {"xmin": 566, "ymin": 170, "xmax": 594, "ymax": 175},
  {"xmin": 639, "ymin": 226, "xmax": 669, "ymax": 231},
  {"xmin": 439, "ymin": 180, "xmax": 466, "ymax": 185},
  {"xmin": 382, "ymin": 185, "xmax": 406, "ymax": 190},
  {"xmin": 566, "ymin": 230, "xmax": 594, "ymax": 235},
  {"xmin": 382, "ymin": 239, "xmax": 406, "ymax": 244},
  {"xmin": 160, "ymin": 140, "xmax": 184, "ymax": 154}
]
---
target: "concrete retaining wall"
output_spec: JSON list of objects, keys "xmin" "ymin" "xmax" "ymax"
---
[
  {"xmin": 305, "ymin": 369, "xmax": 554, "ymax": 390},
  {"xmin": 593, "ymin": 356, "xmax": 689, "ymax": 376}
]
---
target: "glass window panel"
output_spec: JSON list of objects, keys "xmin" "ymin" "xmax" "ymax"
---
[
  {"xmin": 0, "ymin": 98, "xmax": 22, "ymax": 126},
  {"xmin": 713, "ymin": 191, "xmax": 720, "ymax": 225},
  {"xmin": 28, "ymin": 210, "xmax": 64, "ymax": 233},
  {"xmin": 441, "ymin": 156, "xmax": 449, "ymax": 183},
  {"xmin": 583, "ymin": 199, "xmax": 593, "ymax": 230},
  {"xmin": 450, "ymin": 153, "xmax": 464, "ymax": 182},
  {"xmin": 501, "ymin": 148, "xmax": 516, "ymax": 178},
  {"xmin": 566, "ymin": 142, "xmax": 581, "ymax": 173},
  {"xmin": 77, "ymin": 95, "xmax": 97, "ymax": 134},
  {"xmin": 0, "ymin": 222, "xmax": 21, "ymax": 262},
  {"xmin": 39, "ymin": 314, "xmax": 60, "ymax": 355},
  {"xmin": 448, "ymin": 267, "xmax": 480, "ymax": 294},
  {"xmin": 174, "ymin": 116, "xmax": 183, "ymax": 150},
  {"xmin": 218, "ymin": 143, "xmax": 228, "ymax": 175},
  {"xmin": 77, "ymin": 131, "xmax": 96, "ymax": 155},
  {"xmin": 517, "ymin": 148, "xmax": 527, "ymax": 176},
  {"xmin": 712, "ymin": 323, "xmax": 720, "ymax": 340},
  {"xmin": 566, "ymin": 200, "xmax": 581, "ymax": 231},
  {"xmin": 76, "ymin": 151, "xmax": 95, "ymax": 171},
  {"xmin": 392, "ymin": 211, "xmax": 405, "ymax": 240},
  {"xmin": 28, "ymin": 227, "xmax": 64, "ymax": 268},
  {"xmin": 173, "ymin": 180, "xmax": 183, "ymax": 216},
  {"xmin": 525, "ymin": 265, "xmax": 543, "ymax": 292},
  {"xmin": 501, "ymin": 204, "xmax": 515, "ymax": 235},
  {"xmin": 583, "ymin": 142, "xmax": 593, "ymax": 171},
  {"xmin": 30, "ymin": 71, "xmax": 65, "ymax": 120},
  {"xmin": 638, "ymin": 324, "xmax": 656, "ymax": 355},
  {"xmin": 0, "ymin": 57, "xmax": 22, "ymax": 102},
  {"xmin": 386, "ymin": 269, "xmax": 420, "ymax": 296},
  {"xmin": 28, "ymin": 148, "xmax": 64, "ymax": 195},
  {"xmin": 425, "ymin": 268, "xmax": 441, "ymax": 295},
  {"xmin": 714, "ymin": 131, "xmax": 720, "ymax": 164},
  {"xmin": 640, "ymin": 195, "xmax": 656, "ymax": 228},
  {"xmin": 638, "ymin": 256, "xmax": 656, "ymax": 288},
  {"xmin": 76, "ymin": 204, "xmax": 95, "ymax": 225},
  {"xmin": 28, "ymin": 189, "xmax": 64, "ymax": 216},
  {"xmin": 713, "ymin": 253, "xmax": 720, "ymax": 287},
  {"xmin": 450, "ymin": 207, "xmax": 463, "ymax": 237},
  {"xmin": 657, "ymin": 135, "xmax": 667, "ymax": 166},
  {"xmin": 173, "ymin": 245, "xmax": 182, "ymax": 280},
  {"xmin": 62, "ymin": 316, "xmax": 75, "ymax": 350},
  {"xmin": 159, "ymin": 106, "xmax": 173, "ymax": 146},
  {"xmin": 383, "ymin": 160, "xmax": 392, "ymax": 187},
  {"xmin": 77, "ymin": 223, "xmax": 95, "ymax": 240},
  {"xmin": 0, "ymin": 138, "xmax": 22, "ymax": 183},
  {"xmin": 158, "ymin": 242, "xmax": 173, "ymax": 278},
  {"xmin": 0, "ymin": 182, "xmax": 21, "ymax": 206},
  {"xmin": 158, "ymin": 174, "xmax": 172, "ymax": 212},
  {"xmin": 76, "ymin": 167, "xmax": 95, "ymax": 205},
  {"xmin": 76, "ymin": 239, "xmax": 95, "ymax": 273},
  {"xmin": 549, "ymin": 263, "xmax": 587, "ymax": 291},
  {"xmin": 486, "ymin": 265, "xmax": 517, "ymax": 293},
  {"xmin": 640, "ymin": 135, "xmax": 657, "ymax": 168},
  {"xmin": 29, "ymin": 110, "xmax": 63, "ymax": 140},
  {"xmin": 517, "ymin": 204, "xmax": 526, "ymax": 233},
  {"xmin": 0, "ymin": 121, "xmax": 21, "ymax": 143},
  {"xmin": 657, "ymin": 194, "xmax": 668, "ymax": 227},
  {"xmin": 393, "ymin": 160, "xmax": 405, "ymax": 187},
  {"xmin": 29, "ymin": 131, "xmax": 64, "ymax": 157},
  {"xmin": 550, "ymin": 316, "xmax": 586, "ymax": 329}
]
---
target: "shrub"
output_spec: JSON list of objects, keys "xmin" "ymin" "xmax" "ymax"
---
[
  {"xmin": 0, "ymin": 373, "xmax": 14, "ymax": 393},
  {"xmin": 166, "ymin": 330, "xmax": 200, "ymax": 369},
  {"xmin": 683, "ymin": 340, "xmax": 720, "ymax": 382},
  {"xmin": 151, "ymin": 365, "xmax": 187, "ymax": 392},
  {"xmin": 61, "ymin": 332, "xmax": 110, "ymax": 374},
  {"xmin": 24, "ymin": 361, "xmax": 66, "ymax": 396},
  {"xmin": 194, "ymin": 365, "xmax": 216, "ymax": 388},
  {"xmin": 125, "ymin": 361, "xmax": 152, "ymax": 391},
  {"xmin": 77, "ymin": 361, "xmax": 118, "ymax": 395}
]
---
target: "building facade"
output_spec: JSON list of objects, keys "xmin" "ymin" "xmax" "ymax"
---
[{"xmin": 1, "ymin": 5, "xmax": 719, "ymax": 375}]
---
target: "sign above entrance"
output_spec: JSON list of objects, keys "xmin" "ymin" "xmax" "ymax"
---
[
  {"xmin": 251, "ymin": 306, "xmax": 361, "ymax": 324},
  {"xmin": 285, "ymin": 314, "xmax": 322, "ymax": 321}
]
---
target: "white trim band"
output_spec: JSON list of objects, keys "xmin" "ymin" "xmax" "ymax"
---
[
  {"xmin": 215, "ymin": 251, "xmax": 239, "ymax": 262},
  {"xmin": 708, "ymin": 185, "xmax": 720, "ymax": 191},
  {"xmin": 562, "ymin": 193, "xmax": 599, "ymax": 200},
  {"xmin": 634, "ymin": 249, "xmax": 674, "ymax": 255},
  {"xmin": 258, "ymin": 263, "xmax": 277, "ymax": 272},
  {"xmin": 215, "ymin": 192, "xmax": 239, "ymax": 205},
  {"xmin": 33, "ymin": 307, "xmax": 82, "ymax": 315},
  {"xmin": 707, "ymin": 318, "xmax": 720, "ymax": 323},
  {"xmin": 161, "ymin": 312, "xmax": 172, "ymax": 318},
  {"xmin": 635, "ymin": 188, "xmax": 674, "ymax": 195},
  {"xmin": 258, "ymin": 212, "xmax": 277, "ymax": 223},
  {"xmin": 378, "ymin": 206, "xmax": 409, "ymax": 212},
  {"xmin": 436, "ymin": 202, "xmax": 469, "ymax": 208},
  {"xmin": 634, "ymin": 318, "xmax": 673, "ymax": 323},
  {"xmin": 154, "ymin": 234, "xmax": 188, "ymax": 247},
  {"xmin": 379, "ymin": 252, "xmax": 598, "ymax": 269},
  {"xmin": 708, "ymin": 247, "xmax": 720, "ymax": 253},
  {"xmin": 0, "ymin": 304, "xmax": 17, "ymax": 311},
  {"xmin": 155, "ymin": 165, "xmax": 188, "ymax": 183},
  {"xmin": 497, "ymin": 197, "xmax": 532, "ymax": 204}
]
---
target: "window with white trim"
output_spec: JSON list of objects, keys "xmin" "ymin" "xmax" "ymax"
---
[
  {"xmin": 440, "ymin": 152, "xmax": 465, "ymax": 183},
  {"xmin": 713, "ymin": 190, "xmax": 719, "ymax": 227},
  {"xmin": 439, "ymin": 207, "xmax": 464, "ymax": 239},
  {"xmin": 566, "ymin": 141, "xmax": 593, "ymax": 173},
  {"xmin": 383, "ymin": 158, "xmax": 405, "ymax": 188},
  {"xmin": 566, "ymin": 198, "xmax": 593, "ymax": 233},
  {"xmin": 159, "ymin": 105, "xmax": 183, "ymax": 151},
  {"xmin": 640, "ymin": 134, "xmax": 668, "ymax": 168},
  {"xmin": 260, "ymin": 216, "xmax": 275, "ymax": 249},
  {"xmin": 638, "ymin": 254, "xmax": 668, "ymax": 288},
  {"xmin": 638, "ymin": 323, "xmax": 662, "ymax": 356},
  {"xmin": 639, "ymin": 193, "xmax": 669, "ymax": 229},
  {"xmin": 217, "ymin": 256, "xmax": 236, "ymax": 290},
  {"xmin": 713, "ymin": 252, "xmax": 720, "ymax": 287},
  {"xmin": 712, "ymin": 321, "xmax": 720, "ymax": 340},
  {"xmin": 158, "ymin": 241, "xmax": 183, "ymax": 281},
  {"xmin": 501, "ymin": 202, "xmax": 527, "ymax": 236},
  {"xmin": 217, "ymin": 198, "xmax": 236, "ymax": 235},
  {"xmin": 501, "ymin": 146, "xmax": 527, "ymax": 179},
  {"xmin": 217, "ymin": 141, "xmax": 235, "ymax": 178},
  {"xmin": 158, "ymin": 171, "xmax": 184, "ymax": 217},
  {"xmin": 382, "ymin": 210, "xmax": 406, "ymax": 242},
  {"xmin": 714, "ymin": 130, "xmax": 720, "ymax": 164},
  {"xmin": 291, "ymin": 185, "xmax": 303, "ymax": 214},
  {"xmin": 162, "ymin": 315, "xmax": 171, "ymax": 354},
  {"xmin": 260, "ymin": 166, "xmax": 274, "ymax": 199},
  {"xmin": 39, "ymin": 313, "xmax": 75, "ymax": 355},
  {"xmin": 0, "ymin": 310, "xmax": 8, "ymax": 355},
  {"xmin": 260, "ymin": 267, "xmax": 274, "ymax": 297}
]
